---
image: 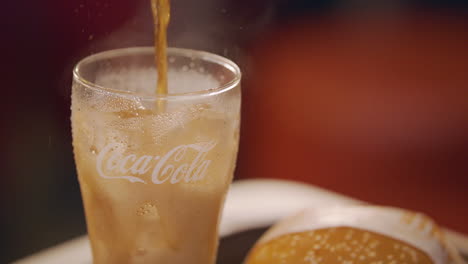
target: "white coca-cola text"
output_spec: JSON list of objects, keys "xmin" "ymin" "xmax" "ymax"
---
[{"xmin": 96, "ymin": 141, "xmax": 217, "ymax": 184}]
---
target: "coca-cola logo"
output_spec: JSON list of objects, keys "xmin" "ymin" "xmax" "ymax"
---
[{"xmin": 96, "ymin": 141, "xmax": 217, "ymax": 184}]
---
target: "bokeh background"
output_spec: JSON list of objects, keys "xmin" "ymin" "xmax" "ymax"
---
[{"xmin": 1, "ymin": 0, "xmax": 467, "ymax": 262}]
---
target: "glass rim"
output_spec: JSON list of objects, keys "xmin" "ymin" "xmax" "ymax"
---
[{"xmin": 73, "ymin": 47, "xmax": 241, "ymax": 100}]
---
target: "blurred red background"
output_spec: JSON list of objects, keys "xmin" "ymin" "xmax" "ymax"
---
[
  {"xmin": 0, "ymin": 0, "xmax": 467, "ymax": 262},
  {"xmin": 237, "ymin": 12, "xmax": 468, "ymax": 233}
]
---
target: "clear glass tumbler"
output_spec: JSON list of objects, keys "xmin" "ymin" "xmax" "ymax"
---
[{"xmin": 71, "ymin": 47, "xmax": 241, "ymax": 264}]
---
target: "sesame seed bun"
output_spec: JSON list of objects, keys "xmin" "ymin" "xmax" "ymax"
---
[{"xmin": 245, "ymin": 206, "xmax": 464, "ymax": 264}]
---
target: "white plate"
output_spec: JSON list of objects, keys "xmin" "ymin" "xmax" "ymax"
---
[{"xmin": 13, "ymin": 179, "xmax": 468, "ymax": 264}]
